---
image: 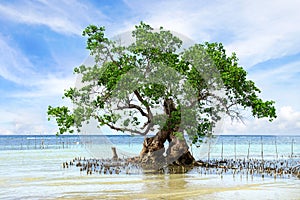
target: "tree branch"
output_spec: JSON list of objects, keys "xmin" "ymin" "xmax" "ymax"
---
[
  {"xmin": 207, "ymin": 92, "xmax": 245, "ymax": 122},
  {"xmin": 117, "ymin": 103, "xmax": 149, "ymax": 118},
  {"xmin": 95, "ymin": 115, "xmax": 153, "ymax": 136},
  {"xmin": 134, "ymin": 90, "xmax": 153, "ymax": 120},
  {"xmin": 187, "ymin": 89, "xmax": 210, "ymax": 108}
]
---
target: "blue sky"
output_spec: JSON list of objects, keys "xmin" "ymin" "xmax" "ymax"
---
[{"xmin": 0, "ymin": 0, "xmax": 299, "ymax": 135}]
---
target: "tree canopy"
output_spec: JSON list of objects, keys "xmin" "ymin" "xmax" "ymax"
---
[{"xmin": 48, "ymin": 22, "xmax": 276, "ymax": 147}]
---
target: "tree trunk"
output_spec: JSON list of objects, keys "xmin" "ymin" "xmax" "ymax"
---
[
  {"xmin": 139, "ymin": 131, "xmax": 195, "ymax": 169},
  {"xmin": 139, "ymin": 130, "xmax": 169, "ymax": 169},
  {"xmin": 139, "ymin": 97, "xmax": 195, "ymax": 170},
  {"xmin": 166, "ymin": 134, "xmax": 195, "ymax": 166}
]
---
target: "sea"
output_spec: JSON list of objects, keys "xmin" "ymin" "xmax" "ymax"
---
[{"xmin": 1, "ymin": 134, "xmax": 299, "ymax": 200}]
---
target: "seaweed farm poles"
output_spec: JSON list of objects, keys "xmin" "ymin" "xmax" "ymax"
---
[
  {"xmin": 207, "ymin": 140, "xmax": 211, "ymax": 163},
  {"xmin": 221, "ymin": 141, "xmax": 224, "ymax": 161},
  {"xmin": 291, "ymin": 138, "xmax": 294, "ymax": 158},
  {"xmin": 261, "ymin": 136, "xmax": 264, "ymax": 173},
  {"xmin": 275, "ymin": 137, "xmax": 278, "ymax": 160},
  {"xmin": 247, "ymin": 141, "xmax": 250, "ymax": 160},
  {"xmin": 261, "ymin": 136, "xmax": 264, "ymax": 161},
  {"xmin": 234, "ymin": 140, "xmax": 236, "ymax": 161}
]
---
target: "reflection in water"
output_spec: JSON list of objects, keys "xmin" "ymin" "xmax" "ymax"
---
[{"xmin": 141, "ymin": 173, "xmax": 188, "ymax": 197}]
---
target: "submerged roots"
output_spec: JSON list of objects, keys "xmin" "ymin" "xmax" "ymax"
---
[{"xmin": 62, "ymin": 156, "xmax": 300, "ymax": 179}]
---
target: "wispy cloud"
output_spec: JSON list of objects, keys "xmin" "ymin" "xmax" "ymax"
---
[
  {"xmin": 250, "ymin": 59, "xmax": 300, "ymax": 82},
  {"xmin": 0, "ymin": 33, "xmax": 76, "ymax": 93},
  {"xmin": 6, "ymin": 75, "xmax": 75, "ymax": 98},
  {"xmin": 0, "ymin": 0, "xmax": 109, "ymax": 134},
  {"xmin": 223, "ymin": 106, "xmax": 300, "ymax": 135},
  {"xmin": 246, "ymin": 58, "xmax": 300, "ymax": 113},
  {"xmin": 0, "ymin": 0, "xmax": 299, "ymax": 135},
  {"xmin": 123, "ymin": 0, "xmax": 300, "ymax": 67},
  {"xmin": 0, "ymin": 102, "xmax": 60, "ymax": 135},
  {"xmin": 0, "ymin": 0, "xmax": 108, "ymax": 35},
  {"xmin": 0, "ymin": 35, "xmax": 36, "ymax": 84},
  {"xmin": 120, "ymin": 0, "xmax": 300, "ymax": 135},
  {"xmin": 0, "ymin": 70, "xmax": 75, "ymax": 134}
]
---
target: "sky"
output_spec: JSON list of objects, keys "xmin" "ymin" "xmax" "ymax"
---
[{"xmin": 0, "ymin": 0, "xmax": 299, "ymax": 135}]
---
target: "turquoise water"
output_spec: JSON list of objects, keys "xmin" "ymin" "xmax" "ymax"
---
[
  {"xmin": 1, "ymin": 135, "xmax": 298, "ymax": 160},
  {"xmin": 1, "ymin": 135, "xmax": 299, "ymax": 199}
]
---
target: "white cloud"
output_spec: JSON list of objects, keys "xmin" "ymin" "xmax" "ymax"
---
[
  {"xmin": 7, "ymin": 75, "xmax": 75, "ymax": 98},
  {"xmin": 0, "ymin": 0, "xmax": 100, "ymax": 135},
  {"xmin": 0, "ymin": 33, "xmax": 77, "ymax": 135},
  {"xmin": 0, "ymin": 127, "xmax": 14, "ymax": 135},
  {"xmin": 246, "ymin": 59, "xmax": 300, "ymax": 112},
  {"xmin": 0, "ymin": 35, "xmax": 36, "ymax": 84},
  {"xmin": 123, "ymin": 0, "xmax": 300, "ymax": 68},
  {"xmin": 249, "ymin": 60, "xmax": 300, "ymax": 83},
  {"xmin": 0, "ymin": 73, "xmax": 76, "ymax": 134},
  {"xmin": 223, "ymin": 106, "xmax": 300, "ymax": 135},
  {"xmin": 279, "ymin": 106, "xmax": 300, "ymax": 124},
  {"xmin": 0, "ymin": 0, "xmax": 299, "ymax": 136},
  {"xmin": 0, "ymin": 34, "xmax": 76, "ymax": 98},
  {"xmin": 0, "ymin": 0, "xmax": 108, "ymax": 35},
  {"xmin": 0, "ymin": 104, "xmax": 56, "ymax": 134},
  {"xmin": 120, "ymin": 0, "xmax": 300, "ymax": 136}
]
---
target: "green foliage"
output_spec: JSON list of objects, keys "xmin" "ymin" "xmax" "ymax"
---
[
  {"xmin": 47, "ymin": 106, "xmax": 75, "ymax": 135},
  {"xmin": 173, "ymin": 132, "xmax": 184, "ymax": 141},
  {"xmin": 82, "ymin": 25, "xmax": 107, "ymax": 52},
  {"xmin": 203, "ymin": 42, "xmax": 276, "ymax": 120},
  {"xmin": 47, "ymin": 22, "xmax": 276, "ymax": 144}
]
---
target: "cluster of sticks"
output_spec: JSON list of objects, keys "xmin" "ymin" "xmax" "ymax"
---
[
  {"xmin": 62, "ymin": 156, "xmax": 142, "ymax": 175},
  {"xmin": 62, "ymin": 156, "xmax": 300, "ymax": 179},
  {"xmin": 195, "ymin": 158, "xmax": 300, "ymax": 179}
]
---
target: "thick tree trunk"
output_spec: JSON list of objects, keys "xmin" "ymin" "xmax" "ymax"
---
[
  {"xmin": 166, "ymin": 134, "xmax": 195, "ymax": 166},
  {"xmin": 139, "ymin": 130, "xmax": 169, "ymax": 168},
  {"xmin": 139, "ymin": 98, "xmax": 196, "ymax": 170},
  {"xmin": 139, "ymin": 131, "xmax": 195, "ymax": 169}
]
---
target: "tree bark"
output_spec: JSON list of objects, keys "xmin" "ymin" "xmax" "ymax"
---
[
  {"xmin": 139, "ymin": 130, "xmax": 169, "ymax": 168},
  {"xmin": 139, "ymin": 131, "xmax": 195, "ymax": 169},
  {"xmin": 139, "ymin": 98, "xmax": 195, "ymax": 170},
  {"xmin": 166, "ymin": 134, "xmax": 195, "ymax": 166}
]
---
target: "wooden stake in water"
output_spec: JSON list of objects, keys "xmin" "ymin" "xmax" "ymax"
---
[
  {"xmin": 234, "ymin": 140, "xmax": 236, "ymax": 161},
  {"xmin": 208, "ymin": 140, "xmax": 211, "ymax": 163},
  {"xmin": 275, "ymin": 137, "xmax": 278, "ymax": 159},
  {"xmin": 221, "ymin": 141, "xmax": 224, "ymax": 161},
  {"xmin": 34, "ymin": 136, "xmax": 37, "ymax": 149},
  {"xmin": 261, "ymin": 136, "xmax": 264, "ymax": 171},
  {"xmin": 247, "ymin": 141, "xmax": 251, "ymax": 160},
  {"xmin": 261, "ymin": 137, "xmax": 264, "ymax": 160},
  {"xmin": 291, "ymin": 138, "xmax": 294, "ymax": 158}
]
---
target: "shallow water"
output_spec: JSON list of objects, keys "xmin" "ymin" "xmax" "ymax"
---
[{"xmin": 1, "ymin": 147, "xmax": 299, "ymax": 200}]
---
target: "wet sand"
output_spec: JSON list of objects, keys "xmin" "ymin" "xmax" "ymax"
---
[
  {"xmin": 1, "ymin": 148, "xmax": 299, "ymax": 200},
  {"xmin": 51, "ymin": 174, "xmax": 300, "ymax": 200}
]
